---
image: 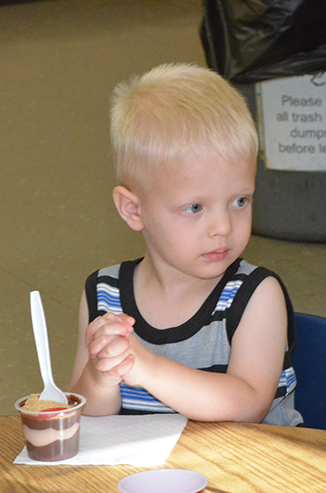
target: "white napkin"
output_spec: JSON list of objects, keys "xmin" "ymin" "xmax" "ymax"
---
[{"xmin": 14, "ymin": 414, "xmax": 188, "ymax": 466}]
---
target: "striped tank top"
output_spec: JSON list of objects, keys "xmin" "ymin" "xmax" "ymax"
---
[{"xmin": 85, "ymin": 258, "xmax": 303, "ymax": 426}]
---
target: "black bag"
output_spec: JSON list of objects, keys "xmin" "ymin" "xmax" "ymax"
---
[{"xmin": 200, "ymin": 0, "xmax": 326, "ymax": 83}]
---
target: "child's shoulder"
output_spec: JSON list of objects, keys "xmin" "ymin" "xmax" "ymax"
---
[
  {"xmin": 231, "ymin": 260, "xmax": 288, "ymax": 309},
  {"xmin": 226, "ymin": 259, "xmax": 288, "ymax": 324}
]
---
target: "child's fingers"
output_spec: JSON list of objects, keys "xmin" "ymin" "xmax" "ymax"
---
[
  {"xmin": 90, "ymin": 321, "xmax": 129, "ymax": 348},
  {"xmin": 95, "ymin": 346, "xmax": 133, "ymax": 373},
  {"xmin": 86, "ymin": 312, "xmax": 135, "ymax": 344},
  {"xmin": 116, "ymin": 354, "xmax": 135, "ymax": 377},
  {"xmin": 94, "ymin": 354, "xmax": 135, "ymax": 386},
  {"xmin": 86, "ymin": 313, "xmax": 134, "ymax": 342},
  {"xmin": 91, "ymin": 334, "xmax": 130, "ymax": 360}
]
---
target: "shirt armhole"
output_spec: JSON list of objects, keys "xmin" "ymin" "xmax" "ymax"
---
[{"xmin": 85, "ymin": 270, "xmax": 99, "ymax": 324}]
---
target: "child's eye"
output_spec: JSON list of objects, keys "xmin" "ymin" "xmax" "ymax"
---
[
  {"xmin": 232, "ymin": 197, "xmax": 247, "ymax": 208},
  {"xmin": 183, "ymin": 203, "xmax": 203, "ymax": 214}
]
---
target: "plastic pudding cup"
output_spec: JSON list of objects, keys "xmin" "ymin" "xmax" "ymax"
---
[
  {"xmin": 14, "ymin": 392, "xmax": 86, "ymax": 462},
  {"xmin": 118, "ymin": 469, "xmax": 208, "ymax": 493}
]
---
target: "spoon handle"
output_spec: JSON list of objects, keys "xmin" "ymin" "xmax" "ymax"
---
[{"xmin": 30, "ymin": 291, "xmax": 55, "ymax": 387}]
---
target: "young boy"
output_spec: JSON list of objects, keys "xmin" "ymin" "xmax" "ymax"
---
[{"xmin": 69, "ymin": 63, "xmax": 303, "ymax": 426}]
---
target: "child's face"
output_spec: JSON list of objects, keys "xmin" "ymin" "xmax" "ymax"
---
[{"xmin": 138, "ymin": 149, "xmax": 256, "ymax": 283}]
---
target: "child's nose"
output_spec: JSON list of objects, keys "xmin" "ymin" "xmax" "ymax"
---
[{"xmin": 208, "ymin": 210, "xmax": 232, "ymax": 238}]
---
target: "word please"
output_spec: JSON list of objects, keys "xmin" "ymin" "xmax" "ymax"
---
[{"xmin": 281, "ymin": 96, "xmax": 323, "ymax": 107}]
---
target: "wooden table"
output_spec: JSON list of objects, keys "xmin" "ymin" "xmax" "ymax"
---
[{"xmin": 1, "ymin": 416, "xmax": 326, "ymax": 492}]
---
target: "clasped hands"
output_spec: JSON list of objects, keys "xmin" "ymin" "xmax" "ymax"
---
[{"xmin": 86, "ymin": 312, "xmax": 152, "ymax": 387}]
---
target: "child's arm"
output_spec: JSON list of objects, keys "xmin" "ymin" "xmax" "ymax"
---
[
  {"xmin": 88, "ymin": 276, "xmax": 287, "ymax": 422},
  {"xmin": 68, "ymin": 291, "xmax": 134, "ymax": 416}
]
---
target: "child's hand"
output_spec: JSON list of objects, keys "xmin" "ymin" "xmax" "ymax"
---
[
  {"xmin": 119, "ymin": 332, "xmax": 156, "ymax": 387},
  {"xmin": 85, "ymin": 312, "xmax": 136, "ymax": 384}
]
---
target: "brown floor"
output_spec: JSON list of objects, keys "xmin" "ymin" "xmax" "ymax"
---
[{"xmin": 1, "ymin": 0, "xmax": 325, "ymax": 415}]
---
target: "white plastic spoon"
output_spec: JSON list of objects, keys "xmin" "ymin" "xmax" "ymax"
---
[{"xmin": 30, "ymin": 291, "xmax": 68, "ymax": 405}]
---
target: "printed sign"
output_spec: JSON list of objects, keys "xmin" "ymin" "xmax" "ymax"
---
[{"xmin": 256, "ymin": 73, "xmax": 326, "ymax": 171}]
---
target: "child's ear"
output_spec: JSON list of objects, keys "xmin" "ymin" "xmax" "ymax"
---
[{"xmin": 112, "ymin": 186, "xmax": 144, "ymax": 232}]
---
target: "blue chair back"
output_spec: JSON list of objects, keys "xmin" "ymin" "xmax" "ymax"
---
[{"xmin": 292, "ymin": 312, "xmax": 326, "ymax": 429}]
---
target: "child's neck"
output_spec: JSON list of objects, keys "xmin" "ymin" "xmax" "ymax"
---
[{"xmin": 133, "ymin": 255, "xmax": 222, "ymax": 330}]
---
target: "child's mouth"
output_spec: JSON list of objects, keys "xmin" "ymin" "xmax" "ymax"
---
[{"xmin": 202, "ymin": 248, "xmax": 229, "ymax": 262}]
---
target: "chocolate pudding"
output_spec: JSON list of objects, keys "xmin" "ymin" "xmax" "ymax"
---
[{"xmin": 15, "ymin": 393, "xmax": 86, "ymax": 461}]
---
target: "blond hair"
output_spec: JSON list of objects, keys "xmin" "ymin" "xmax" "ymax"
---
[{"xmin": 110, "ymin": 63, "xmax": 258, "ymax": 190}]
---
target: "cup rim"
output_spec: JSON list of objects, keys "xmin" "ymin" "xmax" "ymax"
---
[
  {"xmin": 14, "ymin": 392, "xmax": 86, "ymax": 416},
  {"xmin": 118, "ymin": 468, "xmax": 208, "ymax": 493}
]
